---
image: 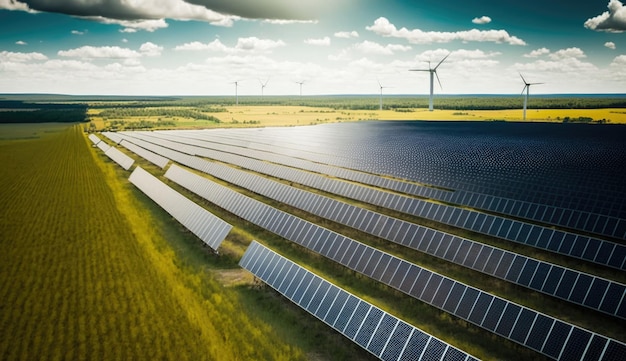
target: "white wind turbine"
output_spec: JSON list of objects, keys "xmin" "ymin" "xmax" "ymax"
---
[
  {"xmin": 520, "ymin": 73, "xmax": 544, "ymax": 120},
  {"xmin": 231, "ymin": 80, "xmax": 241, "ymax": 105},
  {"xmin": 377, "ymin": 79, "xmax": 391, "ymax": 111},
  {"xmin": 410, "ymin": 53, "xmax": 450, "ymax": 111},
  {"xmin": 259, "ymin": 77, "xmax": 270, "ymax": 98},
  {"xmin": 295, "ymin": 80, "xmax": 305, "ymax": 96}
]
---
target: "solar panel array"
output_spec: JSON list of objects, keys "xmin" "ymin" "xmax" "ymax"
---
[
  {"xmin": 102, "ymin": 131, "xmax": 124, "ymax": 145},
  {"xmin": 88, "ymin": 133, "xmax": 101, "ymax": 145},
  {"xmin": 119, "ymin": 139, "xmax": 169, "ymax": 169},
  {"xmin": 160, "ymin": 151, "xmax": 625, "ymax": 319},
  {"xmin": 165, "ymin": 164, "xmax": 626, "ymax": 360},
  {"xmin": 123, "ymin": 131, "xmax": 626, "ymax": 271},
  {"xmin": 96, "ymin": 139, "xmax": 111, "ymax": 153},
  {"xmin": 240, "ymin": 241, "xmax": 480, "ymax": 361},
  {"xmin": 104, "ymin": 146, "xmax": 135, "ymax": 170},
  {"xmin": 156, "ymin": 131, "xmax": 624, "ymax": 240},
  {"xmin": 128, "ymin": 166, "xmax": 231, "ymax": 250}
]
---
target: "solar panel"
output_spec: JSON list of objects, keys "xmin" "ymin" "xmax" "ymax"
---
[
  {"xmin": 128, "ymin": 166, "xmax": 231, "ymax": 250},
  {"xmin": 239, "ymin": 241, "xmax": 478, "ymax": 361},
  {"xmin": 119, "ymin": 139, "xmax": 169, "ymax": 169},
  {"xmin": 96, "ymin": 139, "xmax": 111, "ymax": 152},
  {"xmin": 104, "ymin": 146, "xmax": 135, "ymax": 170},
  {"xmin": 167, "ymin": 164, "xmax": 626, "ymax": 360},
  {"xmin": 88, "ymin": 133, "xmax": 101, "ymax": 145}
]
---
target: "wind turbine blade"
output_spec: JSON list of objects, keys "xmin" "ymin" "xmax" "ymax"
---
[
  {"xmin": 434, "ymin": 53, "xmax": 450, "ymax": 70},
  {"xmin": 435, "ymin": 71, "xmax": 443, "ymax": 90},
  {"xmin": 521, "ymin": 85, "xmax": 527, "ymax": 95},
  {"xmin": 519, "ymin": 73, "xmax": 528, "ymax": 85},
  {"xmin": 409, "ymin": 69, "xmax": 430, "ymax": 72}
]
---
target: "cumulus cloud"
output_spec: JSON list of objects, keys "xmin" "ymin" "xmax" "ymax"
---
[
  {"xmin": 58, "ymin": 45, "xmax": 142, "ymax": 59},
  {"xmin": 94, "ymin": 18, "xmax": 170, "ymax": 32},
  {"xmin": 15, "ymin": 40, "xmax": 27, "ymax": 45},
  {"xmin": 1, "ymin": 0, "xmax": 234, "ymax": 30},
  {"xmin": 472, "ymin": 16, "xmax": 491, "ymax": 25},
  {"xmin": 584, "ymin": 0, "xmax": 626, "ymax": 32},
  {"xmin": 366, "ymin": 17, "xmax": 526, "ymax": 45},
  {"xmin": 605, "ymin": 41, "xmax": 617, "ymax": 49},
  {"xmin": 524, "ymin": 48, "xmax": 551, "ymax": 58},
  {"xmin": 0, "ymin": 51, "xmax": 47, "ymax": 62},
  {"xmin": 262, "ymin": 19, "xmax": 317, "ymax": 25},
  {"xmin": 174, "ymin": 37, "xmax": 285, "ymax": 53},
  {"xmin": 549, "ymin": 47, "xmax": 586, "ymax": 60},
  {"xmin": 334, "ymin": 31, "xmax": 359, "ymax": 38},
  {"xmin": 611, "ymin": 54, "xmax": 626, "ymax": 65},
  {"xmin": 139, "ymin": 42, "xmax": 163, "ymax": 56},
  {"xmin": 352, "ymin": 40, "xmax": 411, "ymax": 55},
  {"xmin": 304, "ymin": 37, "xmax": 331, "ymax": 46}
]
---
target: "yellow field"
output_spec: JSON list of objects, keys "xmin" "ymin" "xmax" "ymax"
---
[{"xmin": 89, "ymin": 106, "xmax": 626, "ymax": 130}]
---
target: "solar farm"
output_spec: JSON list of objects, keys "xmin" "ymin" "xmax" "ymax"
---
[{"xmin": 81, "ymin": 120, "xmax": 626, "ymax": 360}]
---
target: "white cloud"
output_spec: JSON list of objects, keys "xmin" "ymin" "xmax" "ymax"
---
[
  {"xmin": 122, "ymin": 38, "xmax": 128, "ymax": 43},
  {"xmin": 367, "ymin": 17, "xmax": 526, "ymax": 45},
  {"xmin": 139, "ymin": 42, "xmax": 163, "ymax": 56},
  {"xmin": 611, "ymin": 54, "xmax": 626, "ymax": 66},
  {"xmin": 235, "ymin": 37, "xmax": 286, "ymax": 52},
  {"xmin": 304, "ymin": 37, "xmax": 331, "ymax": 46},
  {"xmin": 585, "ymin": 0, "xmax": 626, "ymax": 33},
  {"xmin": 175, "ymin": 37, "xmax": 285, "ymax": 53},
  {"xmin": 549, "ymin": 47, "xmax": 586, "ymax": 60},
  {"xmin": 524, "ymin": 48, "xmax": 551, "ymax": 58},
  {"xmin": 605, "ymin": 41, "xmax": 617, "ymax": 49},
  {"xmin": 352, "ymin": 40, "xmax": 411, "ymax": 55},
  {"xmin": 15, "ymin": 40, "xmax": 27, "ymax": 45},
  {"xmin": 58, "ymin": 45, "xmax": 142, "ymax": 59},
  {"xmin": 71, "ymin": 30, "xmax": 85, "ymax": 35},
  {"xmin": 0, "ymin": 0, "xmax": 36, "ymax": 12},
  {"xmin": 472, "ymin": 16, "xmax": 491, "ymax": 25},
  {"xmin": 0, "ymin": 51, "xmax": 47, "ymax": 62},
  {"xmin": 334, "ymin": 31, "xmax": 359, "ymax": 38}
]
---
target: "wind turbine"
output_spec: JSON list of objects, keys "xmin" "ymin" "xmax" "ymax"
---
[
  {"xmin": 377, "ymin": 79, "xmax": 391, "ymax": 111},
  {"xmin": 259, "ymin": 77, "xmax": 270, "ymax": 98},
  {"xmin": 295, "ymin": 80, "xmax": 305, "ymax": 96},
  {"xmin": 520, "ymin": 73, "xmax": 544, "ymax": 120},
  {"xmin": 231, "ymin": 80, "xmax": 241, "ymax": 105},
  {"xmin": 410, "ymin": 53, "xmax": 450, "ymax": 111}
]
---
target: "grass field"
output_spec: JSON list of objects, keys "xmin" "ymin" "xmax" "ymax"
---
[{"xmin": 0, "ymin": 124, "xmax": 306, "ymax": 360}]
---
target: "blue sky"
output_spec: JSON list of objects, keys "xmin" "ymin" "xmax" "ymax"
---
[{"xmin": 0, "ymin": 0, "xmax": 625, "ymax": 95}]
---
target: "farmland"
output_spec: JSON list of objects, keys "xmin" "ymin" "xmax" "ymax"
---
[{"xmin": 0, "ymin": 124, "xmax": 315, "ymax": 360}]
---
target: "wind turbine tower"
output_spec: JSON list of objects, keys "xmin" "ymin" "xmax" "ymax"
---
[
  {"xmin": 259, "ymin": 78, "xmax": 270, "ymax": 98},
  {"xmin": 231, "ymin": 80, "xmax": 240, "ymax": 105},
  {"xmin": 410, "ymin": 53, "xmax": 450, "ymax": 111},
  {"xmin": 378, "ymin": 79, "xmax": 390, "ymax": 111},
  {"xmin": 295, "ymin": 80, "xmax": 305, "ymax": 96},
  {"xmin": 520, "ymin": 73, "xmax": 544, "ymax": 120}
]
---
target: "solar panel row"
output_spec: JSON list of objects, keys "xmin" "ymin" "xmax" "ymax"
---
[
  {"xmin": 239, "ymin": 241, "xmax": 480, "ymax": 361},
  {"xmin": 88, "ymin": 133, "xmax": 101, "ymax": 145},
  {"xmin": 162, "ymin": 131, "xmax": 624, "ymax": 241},
  {"xmin": 164, "ymin": 164, "xmax": 626, "ymax": 361},
  {"xmin": 104, "ymin": 146, "xmax": 135, "ymax": 171},
  {"xmin": 96, "ymin": 140, "xmax": 111, "ymax": 153},
  {"xmin": 125, "ymin": 132, "xmax": 626, "ymax": 271},
  {"xmin": 102, "ymin": 131, "xmax": 123, "ymax": 145},
  {"xmin": 128, "ymin": 166, "xmax": 231, "ymax": 250},
  {"xmin": 150, "ymin": 141, "xmax": 626, "ymax": 319},
  {"xmin": 119, "ymin": 139, "xmax": 169, "ymax": 169}
]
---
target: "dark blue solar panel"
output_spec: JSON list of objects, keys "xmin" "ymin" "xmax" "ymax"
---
[
  {"xmin": 472, "ymin": 247, "xmax": 493, "ymax": 271},
  {"xmin": 526, "ymin": 314, "xmax": 553, "ymax": 351},
  {"xmin": 315, "ymin": 285, "xmax": 339, "ymax": 319},
  {"xmin": 497, "ymin": 219, "xmax": 513, "ymax": 238},
  {"xmin": 583, "ymin": 335, "xmax": 609, "ymax": 361},
  {"xmin": 355, "ymin": 247, "xmax": 374, "ymax": 274},
  {"xmin": 542, "ymin": 321, "xmax": 571, "ymax": 359},
  {"xmin": 442, "ymin": 347, "xmax": 467, "ymax": 361},
  {"xmin": 468, "ymin": 293, "xmax": 493, "ymax": 325},
  {"xmin": 555, "ymin": 270, "xmax": 578, "ymax": 299},
  {"xmin": 495, "ymin": 303, "xmax": 521, "ymax": 338},
  {"xmin": 443, "ymin": 239, "xmax": 461, "ymax": 261},
  {"xmin": 409, "ymin": 269, "xmax": 431, "ymax": 297},
  {"xmin": 525, "ymin": 225, "xmax": 543, "ymax": 246},
  {"xmin": 584, "ymin": 278, "xmax": 609, "ymax": 309},
  {"xmin": 560, "ymin": 328, "xmax": 592, "ymax": 361},
  {"xmin": 600, "ymin": 283, "xmax": 625, "ymax": 314},
  {"xmin": 421, "ymin": 274, "xmax": 443, "ymax": 304},
  {"xmin": 517, "ymin": 259, "xmax": 538, "ymax": 286},
  {"xmin": 600, "ymin": 340, "xmax": 626, "ymax": 361},
  {"xmin": 536, "ymin": 229, "xmax": 553, "ymax": 248},
  {"xmin": 463, "ymin": 243, "xmax": 483, "ymax": 268},
  {"xmin": 542, "ymin": 266, "xmax": 564, "ymax": 295},
  {"xmin": 453, "ymin": 240, "xmax": 471, "ymax": 264},
  {"xmin": 483, "ymin": 249, "xmax": 503, "ymax": 274},
  {"xmin": 570, "ymin": 237, "xmax": 589, "ymax": 257},
  {"xmin": 494, "ymin": 252, "xmax": 514, "ymax": 279},
  {"xmin": 558, "ymin": 233, "xmax": 576, "ymax": 254},
  {"xmin": 510, "ymin": 308, "xmax": 536, "ymax": 344},
  {"xmin": 367, "ymin": 314, "xmax": 397, "ymax": 356},
  {"xmin": 482, "ymin": 298, "xmax": 506, "ymax": 331},
  {"xmin": 529, "ymin": 263, "xmax": 551, "ymax": 290},
  {"xmin": 432, "ymin": 278, "xmax": 454, "ymax": 309},
  {"xmin": 443, "ymin": 283, "xmax": 466, "ymax": 313},
  {"xmin": 456, "ymin": 288, "xmax": 479, "ymax": 319},
  {"xmin": 570, "ymin": 274, "xmax": 593, "ymax": 303},
  {"xmin": 363, "ymin": 251, "xmax": 383, "ymax": 278},
  {"xmin": 390, "ymin": 261, "xmax": 410, "ymax": 289},
  {"xmin": 399, "ymin": 331, "xmax": 430, "ymax": 361},
  {"xmin": 505, "ymin": 255, "xmax": 526, "ymax": 282},
  {"xmin": 380, "ymin": 321, "xmax": 412, "ymax": 361},
  {"xmin": 583, "ymin": 238, "xmax": 601, "ymax": 261},
  {"xmin": 334, "ymin": 295, "xmax": 359, "ymax": 332},
  {"xmin": 325, "ymin": 290, "xmax": 349, "ymax": 326},
  {"xmin": 422, "ymin": 339, "xmax": 447, "ymax": 361},
  {"xmin": 355, "ymin": 307, "xmax": 383, "ymax": 347},
  {"xmin": 608, "ymin": 245, "xmax": 626, "ymax": 268},
  {"xmin": 595, "ymin": 242, "xmax": 614, "ymax": 264}
]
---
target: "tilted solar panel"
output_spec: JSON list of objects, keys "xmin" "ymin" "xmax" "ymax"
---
[{"xmin": 104, "ymin": 146, "xmax": 135, "ymax": 170}]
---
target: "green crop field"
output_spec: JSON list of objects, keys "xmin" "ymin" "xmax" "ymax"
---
[{"xmin": 0, "ymin": 124, "xmax": 308, "ymax": 360}]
